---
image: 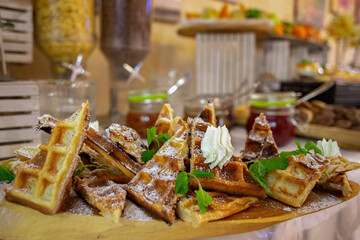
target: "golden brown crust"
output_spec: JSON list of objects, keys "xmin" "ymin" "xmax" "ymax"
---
[
  {"xmin": 241, "ymin": 113, "xmax": 279, "ymax": 162},
  {"xmin": 189, "ymin": 101, "xmax": 267, "ymax": 198},
  {"xmin": 6, "ymin": 102, "xmax": 90, "ymax": 214},
  {"xmin": 265, "ymin": 154, "xmax": 330, "ymax": 207},
  {"xmin": 106, "ymin": 124, "xmax": 147, "ymax": 164},
  {"xmin": 176, "ymin": 192, "xmax": 259, "ymax": 227},
  {"xmin": 73, "ymin": 169, "xmax": 128, "ymax": 222},
  {"xmin": 37, "ymin": 114, "xmax": 142, "ymax": 180},
  {"xmin": 127, "ymin": 121, "xmax": 189, "ymax": 224}
]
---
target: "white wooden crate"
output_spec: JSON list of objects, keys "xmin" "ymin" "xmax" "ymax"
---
[
  {"xmin": 0, "ymin": 81, "xmax": 40, "ymax": 159},
  {"xmin": 0, "ymin": 0, "xmax": 33, "ymax": 64}
]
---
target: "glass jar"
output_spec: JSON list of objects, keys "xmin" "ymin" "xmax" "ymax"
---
[
  {"xmin": 184, "ymin": 94, "xmax": 233, "ymax": 129},
  {"xmin": 37, "ymin": 79, "xmax": 96, "ymax": 121},
  {"xmin": 34, "ymin": 0, "xmax": 95, "ymax": 78},
  {"xmin": 246, "ymin": 92, "xmax": 297, "ymax": 147},
  {"xmin": 100, "ymin": 0, "xmax": 152, "ymax": 115},
  {"xmin": 126, "ymin": 89, "xmax": 168, "ymax": 138}
]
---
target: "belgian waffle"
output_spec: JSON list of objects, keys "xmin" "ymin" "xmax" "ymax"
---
[
  {"xmin": 317, "ymin": 156, "xmax": 360, "ymax": 197},
  {"xmin": 154, "ymin": 103, "xmax": 175, "ymax": 135},
  {"xmin": 265, "ymin": 153, "xmax": 330, "ymax": 207},
  {"xmin": 318, "ymin": 156, "xmax": 360, "ymax": 184},
  {"xmin": 74, "ymin": 169, "xmax": 128, "ymax": 222},
  {"xmin": 7, "ymin": 146, "xmax": 41, "ymax": 175},
  {"xmin": 127, "ymin": 120, "xmax": 189, "ymax": 224},
  {"xmin": 241, "ymin": 113, "xmax": 279, "ymax": 162},
  {"xmin": 318, "ymin": 173, "xmax": 352, "ymax": 197},
  {"xmin": 176, "ymin": 192, "xmax": 259, "ymax": 227},
  {"xmin": 37, "ymin": 114, "xmax": 142, "ymax": 180},
  {"xmin": 5, "ymin": 102, "xmax": 90, "ymax": 214},
  {"xmin": 106, "ymin": 124, "xmax": 147, "ymax": 164},
  {"xmin": 189, "ymin": 101, "xmax": 267, "ymax": 198},
  {"xmin": 15, "ymin": 146, "xmax": 40, "ymax": 162}
]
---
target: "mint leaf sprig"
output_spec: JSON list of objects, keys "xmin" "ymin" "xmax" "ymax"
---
[
  {"xmin": 141, "ymin": 127, "xmax": 171, "ymax": 163},
  {"xmin": 175, "ymin": 170, "xmax": 214, "ymax": 213},
  {"xmin": 248, "ymin": 141, "xmax": 323, "ymax": 194},
  {"xmin": 0, "ymin": 159, "xmax": 16, "ymax": 182}
]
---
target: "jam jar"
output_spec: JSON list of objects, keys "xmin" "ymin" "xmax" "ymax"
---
[
  {"xmin": 184, "ymin": 94, "xmax": 233, "ymax": 129},
  {"xmin": 246, "ymin": 92, "xmax": 297, "ymax": 147},
  {"xmin": 126, "ymin": 89, "xmax": 168, "ymax": 138}
]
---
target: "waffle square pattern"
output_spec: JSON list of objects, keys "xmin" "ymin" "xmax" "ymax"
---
[{"xmin": 5, "ymin": 102, "xmax": 90, "ymax": 214}]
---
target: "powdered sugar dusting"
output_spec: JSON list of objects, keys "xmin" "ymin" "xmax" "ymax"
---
[
  {"xmin": 64, "ymin": 188, "xmax": 97, "ymax": 216},
  {"xmin": 298, "ymin": 191, "xmax": 342, "ymax": 213},
  {"xmin": 121, "ymin": 199, "xmax": 157, "ymax": 221},
  {"xmin": 0, "ymin": 181, "xmax": 10, "ymax": 202}
]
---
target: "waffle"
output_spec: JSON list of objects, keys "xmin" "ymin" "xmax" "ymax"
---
[
  {"xmin": 6, "ymin": 146, "xmax": 41, "ymax": 175},
  {"xmin": 189, "ymin": 101, "xmax": 267, "ymax": 198},
  {"xmin": 15, "ymin": 146, "xmax": 40, "ymax": 162},
  {"xmin": 37, "ymin": 114, "xmax": 142, "ymax": 180},
  {"xmin": 318, "ymin": 173, "xmax": 352, "ymax": 197},
  {"xmin": 241, "ymin": 113, "xmax": 279, "ymax": 162},
  {"xmin": 106, "ymin": 124, "xmax": 147, "ymax": 164},
  {"xmin": 154, "ymin": 103, "xmax": 175, "ymax": 135},
  {"xmin": 265, "ymin": 153, "xmax": 330, "ymax": 207},
  {"xmin": 318, "ymin": 156, "xmax": 360, "ymax": 184},
  {"xmin": 127, "ymin": 120, "xmax": 189, "ymax": 224},
  {"xmin": 5, "ymin": 102, "xmax": 90, "ymax": 214},
  {"xmin": 74, "ymin": 169, "xmax": 128, "ymax": 222},
  {"xmin": 176, "ymin": 192, "xmax": 259, "ymax": 227}
]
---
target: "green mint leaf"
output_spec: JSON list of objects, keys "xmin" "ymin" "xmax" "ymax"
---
[
  {"xmin": 295, "ymin": 141, "xmax": 302, "ymax": 151},
  {"xmin": 141, "ymin": 149, "xmax": 157, "ymax": 163},
  {"xmin": 304, "ymin": 141, "xmax": 322, "ymax": 155},
  {"xmin": 157, "ymin": 133, "xmax": 171, "ymax": 143},
  {"xmin": 249, "ymin": 169, "xmax": 272, "ymax": 194},
  {"xmin": 195, "ymin": 185, "xmax": 213, "ymax": 213},
  {"xmin": 191, "ymin": 170, "xmax": 215, "ymax": 178},
  {"xmin": 249, "ymin": 156, "xmax": 289, "ymax": 194},
  {"xmin": 0, "ymin": 161, "xmax": 15, "ymax": 182},
  {"xmin": 147, "ymin": 127, "xmax": 157, "ymax": 146},
  {"xmin": 73, "ymin": 168, "xmax": 84, "ymax": 177},
  {"xmin": 175, "ymin": 171, "xmax": 189, "ymax": 194}
]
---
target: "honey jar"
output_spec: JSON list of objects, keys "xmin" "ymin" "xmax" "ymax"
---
[
  {"xmin": 126, "ymin": 89, "xmax": 168, "ymax": 138},
  {"xmin": 246, "ymin": 92, "xmax": 297, "ymax": 146}
]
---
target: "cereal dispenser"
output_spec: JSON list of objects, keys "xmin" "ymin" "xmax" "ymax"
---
[
  {"xmin": 100, "ymin": 0, "xmax": 152, "ymax": 116},
  {"xmin": 34, "ymin": 0, "xmax": 95, "ymax": 78}
]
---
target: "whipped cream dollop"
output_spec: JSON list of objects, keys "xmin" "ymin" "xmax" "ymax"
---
[
  {"xmin": 201, "ymin": 126, "xmax": 234, "ymax": 169},
  {"xmin": 317, "ymin": 138, "xmax": 341, "ymax": 157}
]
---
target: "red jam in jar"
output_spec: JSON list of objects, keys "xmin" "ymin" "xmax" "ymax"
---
[
  {"xmin": 246, "ymin": 92, "xmax": 297, "ymax": 147},
  {"xmin": 126, "ymin": 89, "xmax": 168, "ymax": 138}
]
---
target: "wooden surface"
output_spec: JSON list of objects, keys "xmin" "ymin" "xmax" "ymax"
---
[
  {"xmin": 296, "ymin": 124, "xmax": 360, "ymax": 150},
  {"xmin": 178, "ymin": 19, "xmax": 273, "ymax": 38},
  {"xmin": 0, "ymin": 181, "xmax": 358, "ymax": 240},
  {"xmin": 0, "ymin": 0, "xmax": 33, "ymax": 63},
  {"xmin": 0, "ymin": 81, "xmax": 40, "ymax": 159}
]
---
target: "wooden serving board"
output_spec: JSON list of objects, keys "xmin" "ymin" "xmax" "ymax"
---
[
  {"xmin": 178, "ymin": 19, "xmax": 273, "ymax": 38},
  {"xmin": 296, "ymin": 124, "xmax": 360, "ymax": 150},
  {"xmin": 0, "ymin": 181, "xmax": 358, "ymax": 240}
]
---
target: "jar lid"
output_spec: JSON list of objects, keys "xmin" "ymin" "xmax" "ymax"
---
[
  {"xmin": 128, "ymin": 89, "xmax": 168, "ymax": 103},
  {"xmin": 250, "ymin": 92, "xmax": 297, "ymax": 108}
]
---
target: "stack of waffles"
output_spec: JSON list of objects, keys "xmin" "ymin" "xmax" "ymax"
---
[{"xmin": 2, "ymin": 99, "xmax": 360, "ymax": 226}]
